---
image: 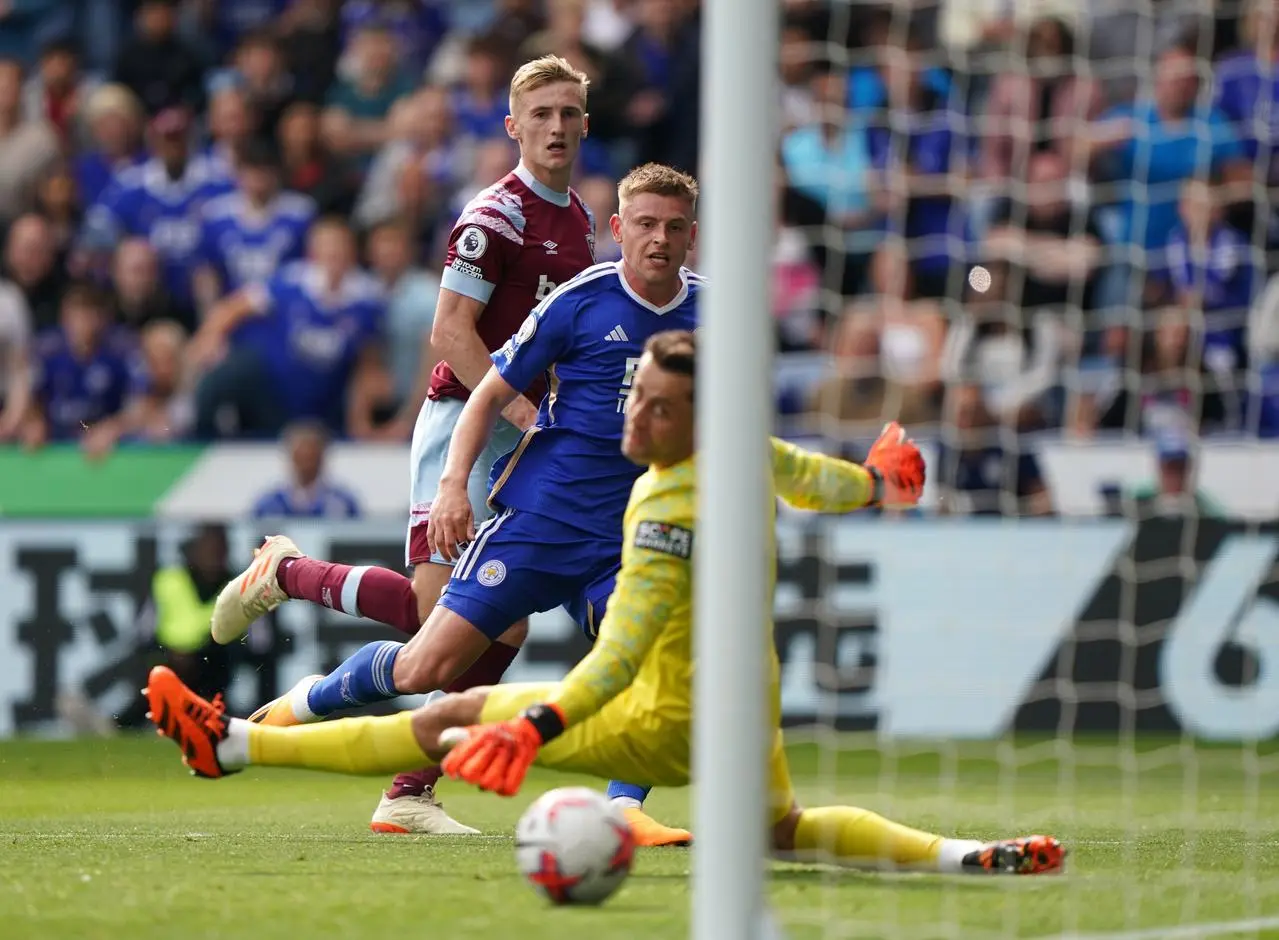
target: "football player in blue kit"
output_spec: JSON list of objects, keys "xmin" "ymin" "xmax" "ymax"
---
[{"xmin": 245, "ymin": 163, "xmax": 701, "ymax": 845}]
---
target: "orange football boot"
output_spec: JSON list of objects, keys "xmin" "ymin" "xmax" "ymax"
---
[
  {"xmin": 963, "ymin": 835, "xmax": 1066, "ymax": 874},
  {"xmin": 143, "ymin": 666, "xmax": 238, "ymax": 779}
]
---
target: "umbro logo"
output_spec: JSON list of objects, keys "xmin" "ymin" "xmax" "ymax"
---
[
  {"xmin": 604, "ymin": 325, "xmax": 630, "ymax": 342},
  {"xmin": 543, "ymin": 240, "xmax": 558, "ymax": 255}
]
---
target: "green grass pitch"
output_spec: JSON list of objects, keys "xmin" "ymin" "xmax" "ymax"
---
[{"xmin": 3, "ymin": 736, "xmax": 1278, "ymax": 939}]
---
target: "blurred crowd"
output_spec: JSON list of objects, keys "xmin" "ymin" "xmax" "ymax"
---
[
  {"xmin": 0, "ymin": 0, "xmax": 1275, "ymax": 517},
  {"xmin": 0, "ymin": 0, "xmax": 699, "ymax": 453}
]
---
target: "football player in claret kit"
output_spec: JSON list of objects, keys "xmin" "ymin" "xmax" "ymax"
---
[
  {"xmin": 145, "ymin": 329, "xmax": 1066, "ymax": 877},
  {"xmin": 204, "ymin": 54, "xmax": 619, "ymax": 836}
]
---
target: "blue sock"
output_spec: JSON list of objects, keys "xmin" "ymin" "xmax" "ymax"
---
[
  {"xmin": 305, "ymin": 640, "xmax": 403, "ymax": 717},
  {"xmin": 606, "ymin": 781, "xmax": 651, "ymax": 806}
]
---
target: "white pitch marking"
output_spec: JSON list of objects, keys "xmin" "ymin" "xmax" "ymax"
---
[{"xmin": 1045, "ymin": 916, "xmax": 1279, "ymax": 940}]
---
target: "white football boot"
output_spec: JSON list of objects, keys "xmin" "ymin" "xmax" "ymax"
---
[
  {"xmin": 369, "ymin": 789, "xmax": 481, "ymax": 835},
  {"xmin": 211, "ymin": 535, "xmax": 302, "ymax": 645}
]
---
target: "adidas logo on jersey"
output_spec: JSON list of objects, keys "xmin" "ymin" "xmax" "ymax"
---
[{"xmin": 604, "ymin": 325, "xmax": 630, "ymax": 342}]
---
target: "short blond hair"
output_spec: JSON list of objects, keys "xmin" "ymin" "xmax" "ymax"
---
[
  {"xmin": 84, "ymin": 83, "xmax": 143, "ymax": 126},
  {"xmin": 617, "ymin": 163, "xmax": 699, "ymax": 213},
  {"xmin": 508, "ymin": 54, "xmax": 589, "ymax": 113}
]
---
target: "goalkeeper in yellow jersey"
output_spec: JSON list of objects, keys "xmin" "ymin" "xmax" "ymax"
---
[{"xmin": 145, "ymin": 330, "xmax": 1064, "ymax": 875}]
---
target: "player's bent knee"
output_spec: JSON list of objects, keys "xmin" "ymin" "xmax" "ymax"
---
[
  {"xmin": 393, "ymin": 606, "xmax": 492, "ymax": 692},
  {"xmin": 771, "ymin": 804, "xmax": 803, "ymax": 853}
]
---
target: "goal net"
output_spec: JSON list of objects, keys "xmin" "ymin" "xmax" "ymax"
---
[{"xmin": 766, "ymin": 0, "xmax": 1279, "ymax": 936}]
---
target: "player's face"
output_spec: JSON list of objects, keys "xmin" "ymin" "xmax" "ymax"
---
[
  {"xmin": 612, "ymin": 192, "xmax": 696, "ymax": 291},
  {"xmin": 623, "ymin": 355, "xmax": 695, "ymax": 467},
  {"xmin": 507, "ymin": 81, "xmax": 587, "ymax": 176}
]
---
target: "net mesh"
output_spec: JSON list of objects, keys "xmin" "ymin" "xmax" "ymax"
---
[{"xmin": 770, "ymin": 0, "xmax": 1279, "ymax": 936}]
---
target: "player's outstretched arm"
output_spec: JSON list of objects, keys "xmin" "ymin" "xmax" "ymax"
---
[{"xmin": 772, "ymin": 422, "xmax": 925, "ymax": 513}]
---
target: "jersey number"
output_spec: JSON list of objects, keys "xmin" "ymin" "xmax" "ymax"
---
[
  {"xmin": 617, "ymin": 356, "xmax": 642, "ymax": 413},
  {"xmin": 535, "ymin": 275, "xmax": 556, "ymax": 302}
]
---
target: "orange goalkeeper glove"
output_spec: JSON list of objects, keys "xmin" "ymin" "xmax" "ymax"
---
[
  {"xmin": 440, "ymin": 703, "xmax": 566, "ymax": 797},
  {"xmin": 864, "ymin": 421, "xmax": 925, "ymax": 508}
]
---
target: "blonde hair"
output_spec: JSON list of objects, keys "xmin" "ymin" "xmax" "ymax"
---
[
  {"xmin": 84, "ymin": 83, "xmax": 143, "ymax": 126},
  {"xmin": 508, "ymin": 54, "xmax": 589, "ymax": 113},
  {"xmin": 617, "ymin": 163, "xmax": 699, "ymax": 212}
]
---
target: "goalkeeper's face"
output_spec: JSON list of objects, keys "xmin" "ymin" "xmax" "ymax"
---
[{"xmin": 622, "ymin": 354, "xmax": 695, "ymax": 468}]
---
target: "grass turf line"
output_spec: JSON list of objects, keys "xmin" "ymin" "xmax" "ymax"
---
[{"xmin": 1, "ymin": 737, "xmax": 1277, "ymax": 939}]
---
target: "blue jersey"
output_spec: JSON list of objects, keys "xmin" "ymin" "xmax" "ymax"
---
[
  {"xmin": 32, "ymin": 328, "xmax": 139, "ymax": 440},
  {"xmin": 83, "ymin": 157, "xmax": 232, "ymax": 304},
  {"xmin": 197, "ymin": 191, "xmax": 315, "ymax": 293},
  {"xmin": 252, "ymin": 482, "xmax": 361, "ymax": 519},
  {"xmin": 1097, "ymin": 101, "xmax": 1244, "ymax": 252},
  {"xmin": 246, "ymin": 261, "xmax": 385, "ymax": 426},
  {"xmin": 1215, "ymin": 52, "xmax": 1279, "ymax": 185},
  {"xmin": 1165, "ymin": 222, "xmax": 1257, "ymax": 369},
  {"xmin": 1165, "ymin": 223, "xmax": 1257, "ymax": 313},
  {"xmin": 487, "ymin": 261, "xmax": 702, "ymax": 532},
  {"xmin": 866, "ymin": 92, "xmax": 968, "ymax": 272}
]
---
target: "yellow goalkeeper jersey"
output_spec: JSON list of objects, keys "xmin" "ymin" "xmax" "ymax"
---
[{"xmin": 545, "ymin": 437, "xmax": 876, "ymax": 732}]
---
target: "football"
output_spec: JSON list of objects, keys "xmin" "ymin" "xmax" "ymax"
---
[{"xmin": 515, "ymin": 786, "xmax": 636, "ymax": 905}]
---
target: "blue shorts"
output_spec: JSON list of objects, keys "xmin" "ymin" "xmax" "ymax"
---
[{"xmin": 439, "ymin": 507, "xmax": 619, "ymax": 640}]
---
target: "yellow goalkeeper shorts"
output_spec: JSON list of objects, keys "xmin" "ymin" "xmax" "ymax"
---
[{"xmin": 481, "ymin": 682, "xmax": 798, "ymax": 824}]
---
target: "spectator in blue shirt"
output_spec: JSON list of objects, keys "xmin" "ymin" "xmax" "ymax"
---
[
  {"xmin": 1164, "ymin": 178, "xmax": 1259, "ymax": 376},
  {"xmin": 24, "ymin": 282, "xmax": 138, "ymax": 447},
  {"xmin": 192, "ymin": 138, "xmax": 316, "ymax": 313},
  {"xmin": 1214, "ymin": 8, "xmax": 1279, "ymax": 247},
  {"xmin": 79, "ymin": 107, "xmax": 230, "ymax": 324},
  {"xmin": 189, "ymin": 217, "xmax": 388, "ymax": 440},
  {"xmin": 340, "ymin": 0, "xmax": 448, "ymax": 81},
  {"xmin": 864, "ymin": 22, "xmax": 970, "ymax": 300},
  {"xmin": 450, "ymin": 38, "xmax": 509, "ymax": 142},
  {"xmin": 782, "ymin": 58, "xmax": 876, "ymax": 297},
  {"xmin": 252, "ymin": 420, "xmax": 361, "ymax": 519},
  {"xmin": 620, "ymin": 0, "xmax": 683, "ymax": 164},
  {"xmin": 74, "ymin": 83, "xmax": 147, "ymax": 209},
  {"xmin": 1085, "ymin": 29, "xmax": 1252, "ymax": 309}
]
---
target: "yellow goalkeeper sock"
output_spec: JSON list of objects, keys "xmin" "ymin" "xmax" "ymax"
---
[
  {"xmin": 245, "ymin": 712, "xmax": 432, "ymax": 775},
  {"xmin": 793, "ymin": 806, "xmax": 945, "ymax": 870}
]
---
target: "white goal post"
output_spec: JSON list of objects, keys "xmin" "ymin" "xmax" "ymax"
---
[{"xmin": 692, "ymin": 0, "xmax": 779, "ymax": 937}]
